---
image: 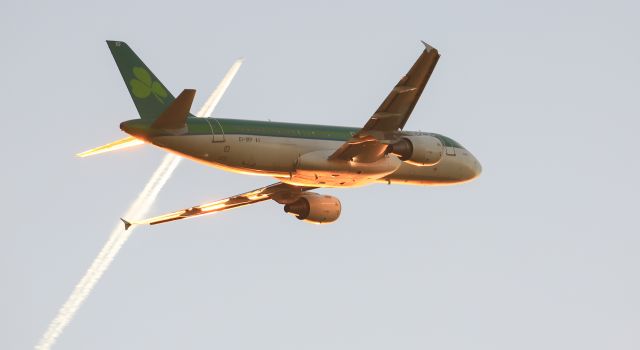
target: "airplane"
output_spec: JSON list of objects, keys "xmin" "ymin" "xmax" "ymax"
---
[{"xmin": 80, "ymin": 40, "xmax": 481, "ymax": 228}]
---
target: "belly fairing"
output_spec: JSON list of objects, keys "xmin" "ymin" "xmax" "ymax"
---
[{"xmin": 284, "ymin": 150, "xmax": 402, "ymax": 187}]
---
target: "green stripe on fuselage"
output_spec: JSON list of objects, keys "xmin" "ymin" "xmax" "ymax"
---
[
  {"xmin": 203, "ymin": 118, "xmax": 357, "ymax": 141},
  {"xmin": 123, "ymin": 117, "xmax": 466, "ymax": 149},
  {"xmin": 190, "ymin": 118, "xmax": 466, "ymax": 149}
]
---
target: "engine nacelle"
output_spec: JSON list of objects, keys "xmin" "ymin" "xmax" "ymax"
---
[
  {"xmin": 389, "ymin": 135, "xmax": 443, "ymax": 166},
  {"xmin": 283, "ymin": 193, "xmax": 341, "ymax": 224}
]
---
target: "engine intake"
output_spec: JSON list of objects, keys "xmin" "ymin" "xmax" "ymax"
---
[
  {"xmin": 284, "ymin": 193, "xmax": 341, "ymax": 224},
  {"xmin": 389, "ymin": 135, "xmax": 443, "ymax": 166}
]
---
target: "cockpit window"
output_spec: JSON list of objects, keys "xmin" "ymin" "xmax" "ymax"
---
[{"xmin": 437, "ymin": 135, "xmax": 466, "ymax": 150}]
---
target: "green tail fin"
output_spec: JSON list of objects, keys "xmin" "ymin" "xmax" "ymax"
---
[{"xmin": 107, "ymin": 40, "xmax": 175, "ymax": 120}]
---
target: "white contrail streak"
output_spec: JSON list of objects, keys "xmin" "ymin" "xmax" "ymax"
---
[
  {"xmin": 35, "ymin": 154, "xmax": 180, "ymax": 350},
  {"xmin": 200, "ymin": 58, "xmax": 243, "ymax": 118},
  {"xmin": 36, "ymin": 59, "xmax": 243, "ymax": 350}
]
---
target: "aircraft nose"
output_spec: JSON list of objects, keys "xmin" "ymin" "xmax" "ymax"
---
[
  {"xmin": 459, "ymin": 153, "xmax": 482, "ymax": 182},
  {"xmin": 472, "ymin": 157, "xmax": 482, "ymax": 178}
]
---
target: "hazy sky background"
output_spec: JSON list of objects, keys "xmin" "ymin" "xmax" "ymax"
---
[{"xmin": 2, "ymin": 0, "xmax": 639, "ymax": 349}]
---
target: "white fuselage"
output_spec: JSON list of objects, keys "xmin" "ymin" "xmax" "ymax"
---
[{"xmin": 150, "ymin": 132, "xmax": 481, "ymax": 188}]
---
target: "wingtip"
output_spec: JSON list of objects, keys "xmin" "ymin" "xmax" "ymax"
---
[
  {"xmin": 420, "ymin": 40, "xmax": 435, "ymax": 52},
  {"xmin": 120, "ymin": 218, "xmax": 133, "ymax": 230}
]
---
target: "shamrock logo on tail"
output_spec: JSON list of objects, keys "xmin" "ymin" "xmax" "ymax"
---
[{"xmin": 129, "ymin": 67, "xmax": 168, "ymax": 103}]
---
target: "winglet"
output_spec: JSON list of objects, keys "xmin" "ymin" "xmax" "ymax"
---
[
  {"xmin": 120, "ymin": 218, "xmax": 133, "ymax": 230},
  {"xmin": 420, "ymin": 40, "xmax": 435, "ymax": 52}
]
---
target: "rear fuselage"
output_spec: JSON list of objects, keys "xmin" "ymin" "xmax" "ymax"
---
[{"xmin": 121, "ymin": 117, "xmax": 481, "ymax": 188}]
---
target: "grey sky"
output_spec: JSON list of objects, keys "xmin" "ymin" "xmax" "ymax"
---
[{"xmin": 2, "ymin": 0, "xmax": 639, "ymax": 349}]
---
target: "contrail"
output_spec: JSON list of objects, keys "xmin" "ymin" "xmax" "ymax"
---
[
  {"xmin": 36, "ymin": 59, "xmax": 243, "ymax": 350},
  {"xmin": 35, "ymin": 154, "xmax": 180, "ymax": 350},
  {"xmin": 200, "ymin": 58, "xmax": 243, "ymax": 118}
]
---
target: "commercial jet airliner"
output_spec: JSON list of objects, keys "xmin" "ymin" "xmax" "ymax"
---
[{"xmin": 80, "ymin": 40, "xmax": 481, "ymax": 227}]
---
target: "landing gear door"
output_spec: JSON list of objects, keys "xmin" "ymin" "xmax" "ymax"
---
[{"xmin": 206, "ymin": 118, "xmax": 225, "ymax": 142}]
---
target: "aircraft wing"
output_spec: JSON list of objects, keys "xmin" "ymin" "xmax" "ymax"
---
[
  {"xmin": 123, "ymin": 182, "xmax": 314, "ymax": 228},
  {"xmin": 329, "ymin": 41, "xmax": 440, "ymax": 161},
  {"xmin": 362, "ymin": 41, "xmax": 440, "ymax": 134}
]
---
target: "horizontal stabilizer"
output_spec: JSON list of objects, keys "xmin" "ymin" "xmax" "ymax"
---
[
  {"xmin": 151, "ymin": 89, "xmax": 196, "ymax": 130},
  {"xmin": 76, "ymin": 136, "xmax": 144, "ymax": 158}
]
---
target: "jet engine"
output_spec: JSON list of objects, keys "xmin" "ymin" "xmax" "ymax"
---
[
  {"xmin": 388, "ymin": 135, "xmax": 443, "ymax": 166},
  {"xmin": 283, "ymin": 193, "xmax": 341, "ymax": 224}
]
